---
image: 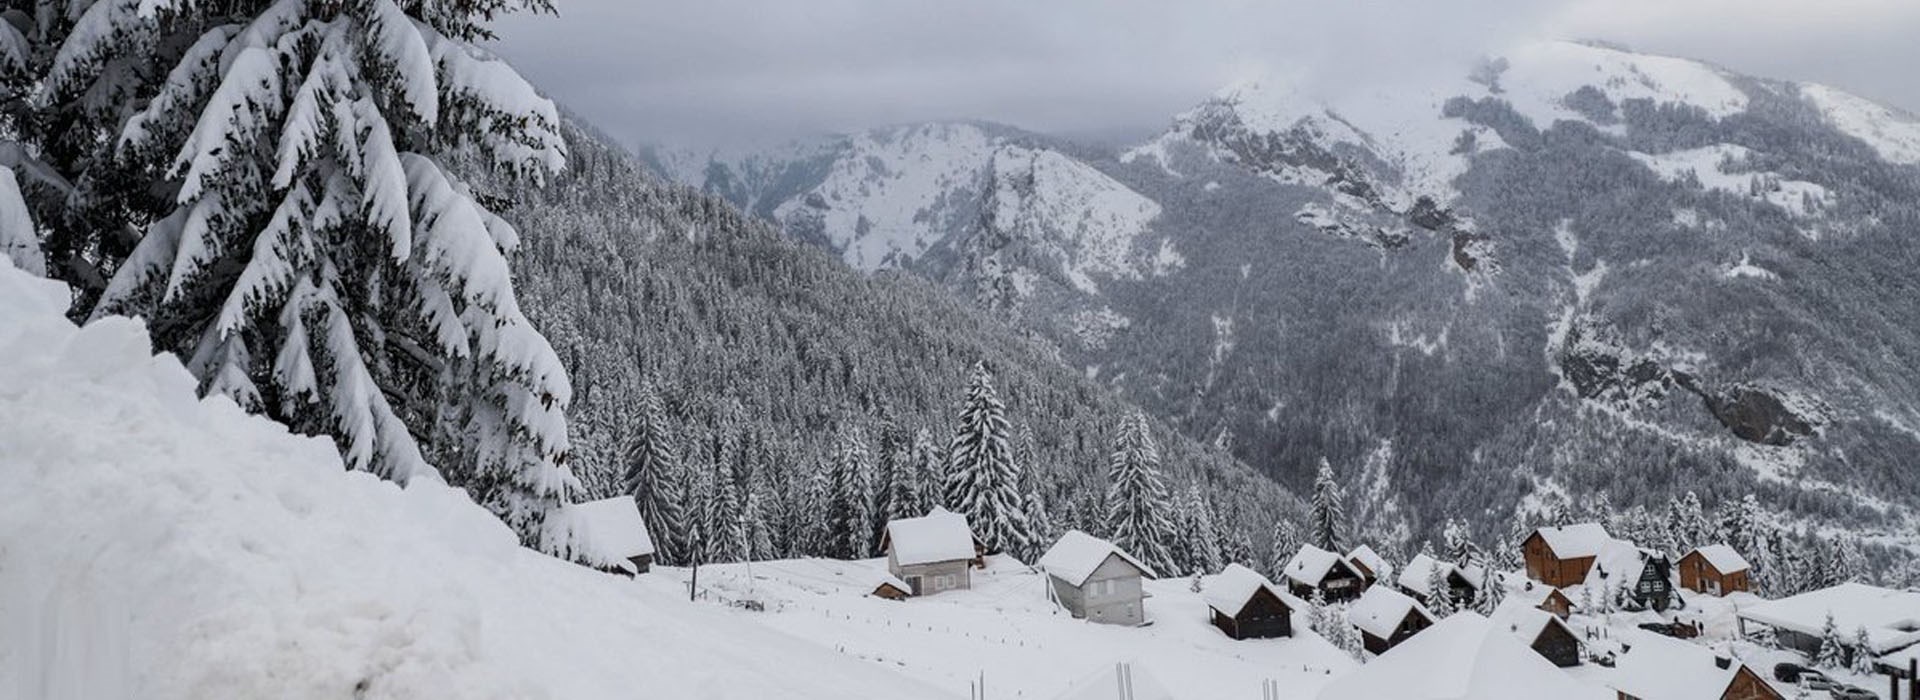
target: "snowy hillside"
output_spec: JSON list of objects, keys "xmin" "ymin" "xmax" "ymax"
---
[{"xmin": 0, "ymin": 258, "xmax": 943, "ymax": 700}]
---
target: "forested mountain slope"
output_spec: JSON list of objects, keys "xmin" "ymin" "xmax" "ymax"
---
[
  {"xmin": 653, "ymin": 40, "xmax": 1920, "ymax": 554},
  {"xmin": 498, "ymin": 122, "xmax": 1293, "ymax": 569}
]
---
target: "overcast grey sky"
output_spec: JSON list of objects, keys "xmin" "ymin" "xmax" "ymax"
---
[{"xmin": 488, "ymin": 0, "xmax": 1920, "ymax": 148}]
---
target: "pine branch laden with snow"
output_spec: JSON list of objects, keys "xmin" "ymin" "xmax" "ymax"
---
[
  {"xmin": 944, "ymin": 362, "xmax": 1035, "ymax": 557},
  {"xmin": 0, "ymin": 166, "xmax": 44, "ymax": 276},
  {"xmin": 35, "ymin": 0, "xmax": 574, "ymax": 549},
  {"xmin": 1104, "ymin": 411, "xmax": 1176, "ymax": 575}
]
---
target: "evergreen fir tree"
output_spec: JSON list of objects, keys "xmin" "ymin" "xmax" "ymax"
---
[
  {"xmin": 1308, "ymin": 458, "xmax": 1346, "ymax": 552},
  {"xmin": 828, "ymin": 428, "xmax": 876, "ymax": 559},
  {"xmin": 1851, "ymin": 626, "xmax": 1875, "ymax": 675},
  {"xmin": 909, "ymin": 428, "xmax": 943, "ymax": 518},
  {"xmin": 1104, "ymin": 411, "xmax": 1175, "ymax": 574},
  {"xmin": 1426, "ymin": 560, "xmax": 1456, "ymax": 618},
  {"xmin": 1180, "ymin": 484, "xmax": 1224, "ymax": 575},
  {"xmin": 1266, "ymin": 520, "xmax": 1300, "ymax": 579},
  {"xmin": 944, "ymin": 362, "xmax": 1032, "ymax": 556},
  {"xmin": 13, "ymin": 0, "xmax": 578, "ymax": 550},
  {"xmin": 623, "ymin": 381, "xmax": 686, "ymax": 565},
  {"xmin": 1816, "ymin": 613, "xmax": 1846, "ymax": 669}
]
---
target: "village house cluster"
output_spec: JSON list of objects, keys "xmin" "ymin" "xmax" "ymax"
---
[{"xmin": 570, "ymin": 495, "xmax": 1910, "ymax": 699}]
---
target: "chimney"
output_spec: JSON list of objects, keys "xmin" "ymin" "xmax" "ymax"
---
[{"xmin": 1714, "ymin": 656, "xmax": 1732, "ymax": 670}]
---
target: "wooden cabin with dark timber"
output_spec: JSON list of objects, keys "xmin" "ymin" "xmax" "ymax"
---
[
  {"xmin": 1282, "ymin": 544, "xmax": 1367, "ymax": 602},
  {"xmin": 1522, "ymin": 523, "xmax": 1611, "ymax": 588},
  {"xmin": 1511, "ymin": 580, "xmax": 1574, "ymax": 619},
  {"xmin": 1346, "ymin": 545, "xmax": 1390, "ymax": 589},
  {"xmin": 1678, "ymin": 544, "xmax": 1751, "ymax": 597},
  {"xmin": 1491, "ymin": 604, "xmax": 1582, "ymax": 668},
  {"xmin": 1609, "ymin": 633, "xmax": 1783, "ymax": 700},
  {"xmin": 1586, "ymin": 541, "xmax": 1680, "ymax": 613},
  {"xmin": 1203, "ymin": 563, "xmax": 1296, "ymax": 640},
  {"xmin": 1397, "ymin": 553, "xmax": 1482, "ymax": 609},
  {"xmin": 1348, "ymin": 585, "xmax": 1436, "ymax": 656}
]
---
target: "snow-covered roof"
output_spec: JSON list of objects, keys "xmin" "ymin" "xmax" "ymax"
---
[
  {"xmin": 1054, "ymin": 662, "xmax": 1178, "ymax": 700},
  {"xmin": 1607, "ymin": 631, "xmax": 1746, "ymax": 700},
  {"xmin": 1739, "ymin": 583, "xmax": 1920, "ymax": 654},
  {"xmin": 550, "ymin": 496, "xmax": 655, "ymax": 572},
  {"xmin": 1203, "ymin": 563, "xmax": 1292, "ymax": 617},
  {"xmin": 1488, "ymin": 601, "xmax": 1570, "ymax": 647},
  {"xmin": 1039, "ymin": 530, "xmax": 1155, "ymax": 586},
  {"xmin": 1319, "ymin": 613, "xmax": 1613, "ymax": 700},
  {"xmin": 1348, "ymin": 585, "xmax": 1432, "ymax": 639},
  {"xmin": 1582, "ymin": 540, "xmax": 1662, "ymax": 589},
  {"xmin": 885, "ymin": 507, "xmax": 977, "ymax": 566},
  {"xmin": 1397, "ymin": 553, "xmax": 1482, "ymax": 594},
  {"xmin": 1348, "ymin": 544, "xmax": 1390, "ymax": 580},
  {"xmin": 1509, "ymin": 579, "xmax": 1569, "ymax": 608},
  {"xmin": 1686, "ymin": 544, "xmax": 1750, "ymax": 574},
  {"xmin": 1530, "ymin": 523, "xmax": 1612, "ymax": 559},
  {"xmin": 1283, "ymin": 544, "xmax": 1353, "ymax": 588}
]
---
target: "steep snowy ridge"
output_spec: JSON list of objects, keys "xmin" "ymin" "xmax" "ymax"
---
[
  {"xmin": 985, "ymin": 145, "xmax": 1164, "ymax": 294},
  {"xmin": 0, "ymin": 258, "xmax": 944, "ymax": 700}
]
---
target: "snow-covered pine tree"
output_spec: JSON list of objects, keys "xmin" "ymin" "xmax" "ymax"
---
[
  {"xmin": 1426, "ymin": 559, "xmax": 1456, "ymax": 618},
  {"xmin": 708, "ymin": 457, "xmax": 747, "ymax": 563},
  {"xmin": 1266, "ymin": 520, "xmax": 1299, "ymax": 579},
  {"xmin": 1223, "ymin": 529, "xmax": 1256, "ymax": 569},
  {"xmin": 908, "ymin": 428, "xmax": 943, "ymax": 518},
  {"xmin": 23, "ymin": 0, "xmax": 576, "ymax": 549},
  {"xmin": 1179, "ymin": 484, "xmax": 1224, "ymax": 576},
  {"xmin": 1851, "ymin": 626, "xmax": 1875, "ymax": 675},
  {"xmin": 828, "ymin": 428, "xmax": 876, "ymax": 559},
  {"xmin": 1816, "ymin": 613, "xmax": 1845, "ymax": 669},
  {"xmin": 1474, "ymin": 569, "xmax": 1498, "ymax": 616},
  {"xmin": 944, "ymin": 362, "xmax": 1033, "ymax": 556},
  {"xmin": 883, "ymin": 433, "xmax": 928, "ymax": 524},
  {"xmin": 1308, "ymin": 458, "xmax": 1346, "ymax": 553},
  {"xmin": 623, "ymin": 381, "xmax": 686, "ymax": 564},
  {"xmin": 743, "ymin": 489, "xmax": 774, "ymax": 561},
  {"xmin": 1023, "ymin": 490, "xmax": 1055, "ymax": 562},
  {"xmin": 1104, "ymin": 411, "xmax": 1175, "ymax": 574},
  {"xmin": 1444, "ymin": 518, "xmax": 1480, "ymax": 569},
  {"xmin": 1308, "ymin": 589, "xmax": 1331, "ymax": 637},
  {"xmin": 1667, "ymin": 492, "xmax": 1707, "ymax": 555}
]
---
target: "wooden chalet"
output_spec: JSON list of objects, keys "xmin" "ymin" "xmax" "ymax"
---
[
  {"xmin": 1204, "ymin": 563, "xmax": 1296, "ymax": 640},
  {"xmin": 1585, "ymin": 540, "xmax": 1679, "ymax": 613},
  {"xmin": 1512, "ymin": 579, "xmax": 1574, "ymax": 619},
  {"xmin": 1346, "ymin": 544, "xmax": 1390, "ymax": 588},
  {"xmin": 1282, "ymin": 544, "xmax": 1367, "ymax": 602},
  {"xmin": 1678, "ymin": 544, "xmax": 1751, "ymax": 597},
  {"xmin": 1348, "ymin": 585, "xmax": 1435, "ymax": 655},
  {"xmin": 1522, "ymin": 523, "xmax": 1611, "ymax": 588},
  {"xmin": 1397, "ymin": 553, "xmax": 1481, "ymax": 608},
  {"xmin": 1609, "ymin": 633, "xmax": 1782, "ymax": 700},
  {"xmin": 1491, "ymin": 604, "xmax": 1582, "ymax": 668}
]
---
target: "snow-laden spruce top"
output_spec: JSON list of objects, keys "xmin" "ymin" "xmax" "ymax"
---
[
  {"xmin": 1739, "ymin": 583, "xmax": 1920, "ymax": 653},
  {"xmin": 1685, "ymin": 544, "xmax": 1750, "ymax": 574},
  {"xmin": 1608, "ymin": 631, "xmax": 1747, "ymax": 700},
  {"xmin": 884, "ymin": 507, "xmax": 977, "ymax": 566},
  {"xmin": 1202, "ymin": 563, "xmax": 1291, "ymax": 617},
  {"xmin": 1530, "ymin": 522, "xmax": 1612, "ymax": 559},
  {"xmin": 0, "ymin": 257, "xmax": 940, "ymax": 699},
  {"xmin": 1319, "ymin": 612, "xmax": 1613, "ymax": 699},
  {"xmin": 1039, "ymin": 530, "xmax": 1155, "ymax": 586},
  {"xmin": 1346, "ymin": 585, "xmax": 1431, "ymax": 639},
  {"xmin": 1281, "ymin": 544, "xmax": 1351, "ymax": 587}
]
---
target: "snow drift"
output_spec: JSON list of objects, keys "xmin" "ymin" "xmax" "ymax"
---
[{"xmin": 0, "ymin": 257, "xmax": 942, "ymax": 699}]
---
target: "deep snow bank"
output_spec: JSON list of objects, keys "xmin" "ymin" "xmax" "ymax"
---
[{"xmin": 0, "ymin": 258, "xmax": 944, "ymax": 699}]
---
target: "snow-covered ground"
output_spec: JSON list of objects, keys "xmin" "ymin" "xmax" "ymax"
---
[
  {"xmin": 688, "ymin": 556, "xmax": 1357, "ymax": 699},
  {"xmin": 0, "ymin": 258, "xmax": 942, "ymax": 700}
]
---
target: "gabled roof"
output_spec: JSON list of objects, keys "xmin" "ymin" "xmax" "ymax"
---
[
  {"xmin": 1398, "ymin": 553, "xmax": 1484, "ymax": 595},
  {"xmin": 1509, "ymin": 579, "xmax": 1570, "ymax": 608},
  {"xmin": 1284, "ymin": 544, "xmax": 1357, "ymax": 588},
  {"xmin": 1739, "ymin": 583, "xmax": 1920, "ymax": 654},
  {"xmin": 550, "ymin": 496, "xmax": 655, "ymax": 572},
  {"xmin": 884, "ymin": 507, "xmax": 977, "ymax": 566},
  {"xmin": 1608, "ymin": 631, "xmax": 1747, "ymax": 700},
  {"xmin": 1529, "ymin": 523, "xmax": 1612, "ymax": 559},
  {"xmin": 1582, "ymin": 540, "xmax": 1665, "ymax": 589},
  {"xmin": 1318, "ymin": 613, "xmax": 1613, "ymax": 700},
  {"xmin": 1348, "ymin": 544, "xmax": 1391, "ymax": 580},
  {"xmin": 1685, "ymin": 544, "xmax": 1750, "ymax": 574},
  {"xmin": 1489, "ymin": 601, "xmax": 1574, "ymax": 647},
  {"xmin": 1039, "ymin": 530, "xmax": 1155, "ymax": 586},
  {"xmin": 1348, "ymin": 585, "xmax": 1433, "ymax": 639},
  {"xmin": 1203, "ymin": 563, "xmax": 1295, "ymax": 617}
]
